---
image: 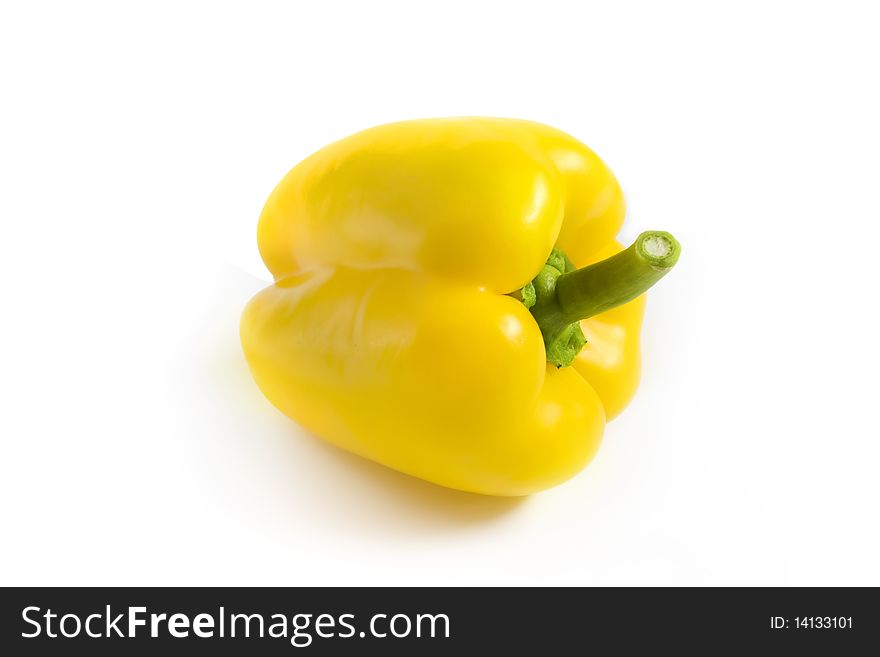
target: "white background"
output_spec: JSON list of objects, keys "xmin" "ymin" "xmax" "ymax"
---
[{"xmin": 2, "ymin": 0, "xmax": 879, "ymax": 586}]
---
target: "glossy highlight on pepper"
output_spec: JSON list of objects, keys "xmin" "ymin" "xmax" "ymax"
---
[{"xmin": 241, "ymin": 118, "xmax": 680, "ymax": 496}]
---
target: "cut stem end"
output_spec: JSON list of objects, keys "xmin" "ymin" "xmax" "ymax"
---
[{"xmin": 635, "ymin": 230, "xmax": 681, "ymax": 270}]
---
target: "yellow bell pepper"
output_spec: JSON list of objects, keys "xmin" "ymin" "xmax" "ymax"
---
[{"xmin": 241, "ymin": 118, "xmax": 680, "ymax": 496}]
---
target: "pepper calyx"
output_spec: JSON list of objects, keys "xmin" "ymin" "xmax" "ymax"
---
[
  {"xmin": 517, "ymin": 248, "xmax": 587, "ymax": 368},
  {"xmin": 510, "ymin": 231, "xmax": 681, "ymax": 368}
]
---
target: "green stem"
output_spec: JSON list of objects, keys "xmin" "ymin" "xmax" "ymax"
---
[
  {"xmin": 526, "ymin": 231, "xmax": 680, "ymax": 367},
  {"xmin": 556, "ymin": 230, "xmax": 680, "ymax": 323}
]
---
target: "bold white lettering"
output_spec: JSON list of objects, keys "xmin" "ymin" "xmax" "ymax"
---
[
  {"xmin": 193, "ymin": 613, "xmax": 214, "ymax": 638},
  {"xmin": 167, "ymin": 613, "xmax": 190, "ymax": 638},
  {"xmin": 128, "ymin": 606, "xmax": 146, "ymax": 637},
  {"xmin": 150, "ymin": 613, "xmax": 167, "ymax": 637}
]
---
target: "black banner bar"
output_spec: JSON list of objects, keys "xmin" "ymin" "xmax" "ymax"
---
[{"xmin": 1, "ymin": 587, "xmax": 875, "ymax": 654}]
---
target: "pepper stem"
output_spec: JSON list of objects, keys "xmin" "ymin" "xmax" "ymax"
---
[
  {"xmin": 525, "ymin": 231, "xmax": 681, "ymax": 367},
  {"xmin": 556, "ymin": 230, "xmax": 680, "ymax": 324}
]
